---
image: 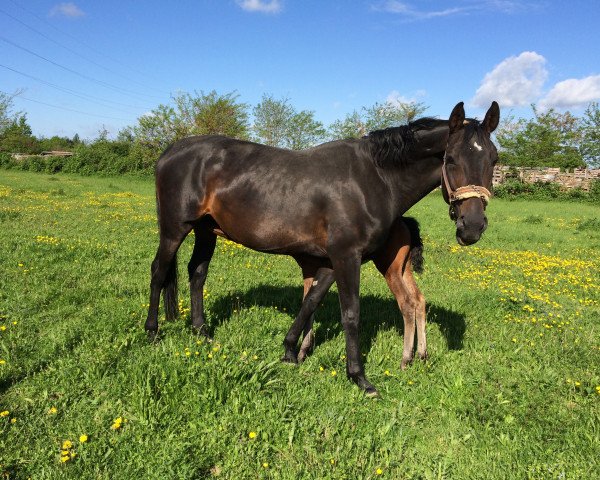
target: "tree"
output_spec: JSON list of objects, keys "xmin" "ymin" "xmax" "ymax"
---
[
  {"xmin": 495, "ymin": 105, "xmax": 585, "ymax": 170},
  {"xmin": 1, "ymin": 91, "xmax": 20, "ymax": 134},
  {"xmin": 580, "ymin": 102, "xmax": 600, "ymax": 168},
  {"xmin": 0, "ymin": 114, "xmax": 37, "ymax": 154},
  {"xmin": 130, "ymin": 90, "xmax": 250, "ymax": 169},
  {"xmin": 252, "ymin": 95, "xmax": 326, "ymax": 150},
  {"xmin": 329, "ymin": 100, "xmax": 428, "ymax": 140},
  {"xmin": 174, "ymin": 90, "xmax": 249, "ymax": 139}
]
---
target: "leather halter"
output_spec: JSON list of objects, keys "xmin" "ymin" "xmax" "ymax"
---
[{"xmin": 441, "ymin": 155, "xmax": 492, "ymax": 220}]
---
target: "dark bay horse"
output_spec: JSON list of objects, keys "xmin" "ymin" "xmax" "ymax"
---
[{"xmin": 146, "ymin": 101, "xmax": 500, "ymax": 395}]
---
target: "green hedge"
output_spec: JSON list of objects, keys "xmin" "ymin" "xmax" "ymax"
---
[
  {"xmin": 0, "ymin": 141, "xmax": 154, "ymax": 176},
  {"xmin": 494, "ymin": 179, "xmax": 600, "ymax": 203}
]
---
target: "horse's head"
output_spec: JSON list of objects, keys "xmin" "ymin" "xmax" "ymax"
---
[{"xmin": 442, "ymin": 101, "xmax": 500, "ymax": 246}]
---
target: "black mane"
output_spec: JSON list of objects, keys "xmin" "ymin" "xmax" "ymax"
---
[
  {"xmin": 366, "ymin": 117, "xmax": 448, "ymax": 168},
  {"xmin": 366, "ymin": 117, "xmax": 487, "ymax": 168}
]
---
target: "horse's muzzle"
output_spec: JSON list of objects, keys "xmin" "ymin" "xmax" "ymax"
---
[{"xmin": 455, "ymin": 214, "xmax": 487, "ymax": 246}]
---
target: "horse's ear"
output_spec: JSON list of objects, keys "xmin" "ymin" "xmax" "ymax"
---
[
  {"xmin": 448, "ymin": 102, "xmax": 465, "ymax": 134},
  {"xmin": 482, "ymin": 101, "xmax": 500, "ymax": 134}
]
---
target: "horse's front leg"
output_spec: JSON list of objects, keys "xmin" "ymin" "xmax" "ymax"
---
[
  {"xmin": 282, "ymin": 267, "xmax": 335, "ymax": 363},
  {"xmin": 331, "ymin": 253, "xmax": 378, "ymax": 397}
]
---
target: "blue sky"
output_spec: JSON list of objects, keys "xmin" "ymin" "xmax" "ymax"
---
[{"xmin": 2, "ymin": 0, "xmax": 600, "ymax": 139}]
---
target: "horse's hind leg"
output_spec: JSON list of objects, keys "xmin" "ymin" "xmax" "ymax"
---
[
  {"xmin": 145, "ymin": 230, "xmax": 189, "ymax": 338},
  {"xmin": 188, "ymin": 227, "xmax": 217, "ymax": 337},
  {"xmin": 282, "ymin": 267, "xmax": 335, "ymax": 364}
]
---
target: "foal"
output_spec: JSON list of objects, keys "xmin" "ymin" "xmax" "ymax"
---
[{"xmin": 287, "ymin": 217, "xmax": 426, "ymax": 372}]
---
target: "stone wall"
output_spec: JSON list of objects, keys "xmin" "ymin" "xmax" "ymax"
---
[{"xmin": 493, "ymin": 166, "xmax": 600, "ymax": 191}]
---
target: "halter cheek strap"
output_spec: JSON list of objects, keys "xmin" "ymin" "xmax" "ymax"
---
[{"xmin": 441, "ymin": 158, "xmax": 492, "ymax": 215}]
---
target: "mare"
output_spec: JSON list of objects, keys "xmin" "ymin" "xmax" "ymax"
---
[{"xmin": 145, "ymin": 101, "xmax": 500, "ymax": 395}]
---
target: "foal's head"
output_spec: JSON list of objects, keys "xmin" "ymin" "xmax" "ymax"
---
[{"xmin": 442, "ymin": 101, "xmax": 500, "ymax": 246}]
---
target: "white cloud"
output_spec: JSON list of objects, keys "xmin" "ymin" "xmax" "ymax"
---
[
  {"xmin": 375, "ymin": 1, "xmax": 466, "ymax": 19},
  {"xmin": 386, "ymin": 89, "xmax": 427, "ymax": 106},
  {"xmin": 49, "ymin": 2, "xmax": 85, "ymax": 18},
  {"xmin": 237, "ymin": 0, "xmax": 282, "ymax": 14},
  {"xmin": 539, "ymin": 75, "xmax": 600, "ymax": 109},
  {"xmin": 471, "ymin": 51, "xmax": 548, "ymax": 108},
  {"xmin": 374, "ymin": 1, "xmax": 538, "ymax": 20}
]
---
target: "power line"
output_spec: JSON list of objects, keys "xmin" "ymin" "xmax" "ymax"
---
[
  {"xmin": 0, "ymin": 7, "xmax": 171, "ymax": 96},
  {"xmin": 16, "ymin": 95, "xmax": 132, "ymax": 122},
  {"xmin": 0, "ymin": 35, "xmax": 166, "ymax": 101},
  {"xmin": 7, "ymin": 0, "xmax": 168, "ymax": 88},
  {"xmin": 0, "ymin": 63, "xmax": 151, "ymax": 113}
]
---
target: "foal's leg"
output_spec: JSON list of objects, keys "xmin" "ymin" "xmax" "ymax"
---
[
  {"xmin": 145, "ymin": 228, "xmax": 190, "ymax": 338},
  {"xmin": 373, "ymin": 222, "xmax": 417, "ymax": 369},
  {"xmin": 331, "ymin": 253, "xmax": 377, "ymax": 396},
  {"xmin": 404, "ymin": 264, "xmax": 427, "ymax": 360},
  {"xmin": 282, "ymin": 267, "xmax": 335, "ymax": 364},
  {"xmin": 187, "ymin": 227, "xmax": 217, "ymax": 337},
  {"xmin": 298, "ymin": 275, "xmax": 316, "ymax": 362}
]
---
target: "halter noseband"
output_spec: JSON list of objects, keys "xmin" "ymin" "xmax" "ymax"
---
[{"xmin": 441, "ymin": 155, "xmax": 492, "ymax": 220}]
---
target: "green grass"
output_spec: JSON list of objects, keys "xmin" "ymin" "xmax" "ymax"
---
[{"xmin": 1, "ymin": 170, "xmax": 599, "ymax": 479}]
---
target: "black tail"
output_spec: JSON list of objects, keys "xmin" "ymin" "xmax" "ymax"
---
[
  {"xmin": 156, "ymin": 189, "xmax": 179, "ymax": 322},
  {"xmin": 163, "ymin": 254, "xmax": 179, "ymax": 321},
  {"xmin": 403, "ymin": 217, "xmax": 424, "ymax": 274}
]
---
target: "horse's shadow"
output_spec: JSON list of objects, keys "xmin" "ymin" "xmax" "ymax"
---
[{"xmin": 205, "ymin": 285, "xmax": 466, "ymax": 354}]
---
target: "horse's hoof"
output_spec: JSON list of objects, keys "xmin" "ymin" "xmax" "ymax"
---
[
  {"xmin": 280, "ymin": 352, "xmax": 298, "ymax": 364},
  {"xmin": 192, "ymin": 324, "xmax": 212, "ymax": 341},
  {"xmin": 365, "ymin": 387, "xmax": 381, "ymax": 399},
  {"xmin": 147, "ymin": 330, "xmax": 159, "ymax": 343}
]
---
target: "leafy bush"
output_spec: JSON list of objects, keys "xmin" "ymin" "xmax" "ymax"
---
[{"xmin": 494, "ymin": 179, "xmax": 600, "ymax": 203}]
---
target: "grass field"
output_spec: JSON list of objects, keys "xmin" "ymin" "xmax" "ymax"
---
[{"xmin": 1, "ymin": 170, "xmax": 599, "ymax": 479}]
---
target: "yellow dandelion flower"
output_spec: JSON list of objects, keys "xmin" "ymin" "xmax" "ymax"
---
[
  {"xmin": 376, "ymin": 467, "xmax": 383, "ymax": 475},
  {"xmin": 10, "ymin": 418, "xmax": 16, "ymax": 424},
  {"xmin": 60, "ymin": 455, "xmax": 70, "ymax": 463},
  {"xmin": 0, "ymin": 360, "xmax": 5, "ymax": 365},
  {"xmin": 111, "ymin": 417, "xmax": 123, "ymax": 430},
  {"xmin": 62, "ymin": 440, "xmax": 73, "ymax": 450},
  {"xmin": 1, "ymin": 410, "xmax": 10, "ymax": 417},
  {"xmin": 79, "ymin": 434, "xmax": 88, "ymax": 443},
  {"xmin": 384, "ymin": 370, "xmax": 391, "ymax": 376},
  {"xmin": 248, "ymin": 431, "xmax": 257, "ymax": 439},
  {"xmin": 262, "ymin": 462, "xmax": 269, "ymax": 468},
  {"xmin": 48, "ymin": 406, "xmax": 58, "ymax": 415},
  {"xmin": 319, "ymin": 366, "xmax": 324, "ymax": 372},
  {"xmin": 0, "ymin": 326, "xmax": 6, "ymax": 331},
  {"xmin": 331, "ymin": 370, "xmax": 337, "ymax": 377}
]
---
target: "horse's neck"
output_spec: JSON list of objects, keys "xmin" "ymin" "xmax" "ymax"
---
[
  {"xmin": 388, "ymin": 126, "xmax": 448, "ymax": 213},
  {"xmin": 397, "ymin": 156, "xmax": 444, "ymax": 211}
]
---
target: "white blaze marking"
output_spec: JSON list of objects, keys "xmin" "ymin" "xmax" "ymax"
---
[
  {"xmin": 312, "ymin": 280, "xmax": 318, "ymax": 286},
  {"xmin": 473, "ymin": 141, "xmax": 483, "ymax": 151}
]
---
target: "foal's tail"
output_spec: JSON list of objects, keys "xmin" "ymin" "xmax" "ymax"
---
[{"xmin": 403, "ymin": 217, "xmax": 424, "ymax": 274}]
